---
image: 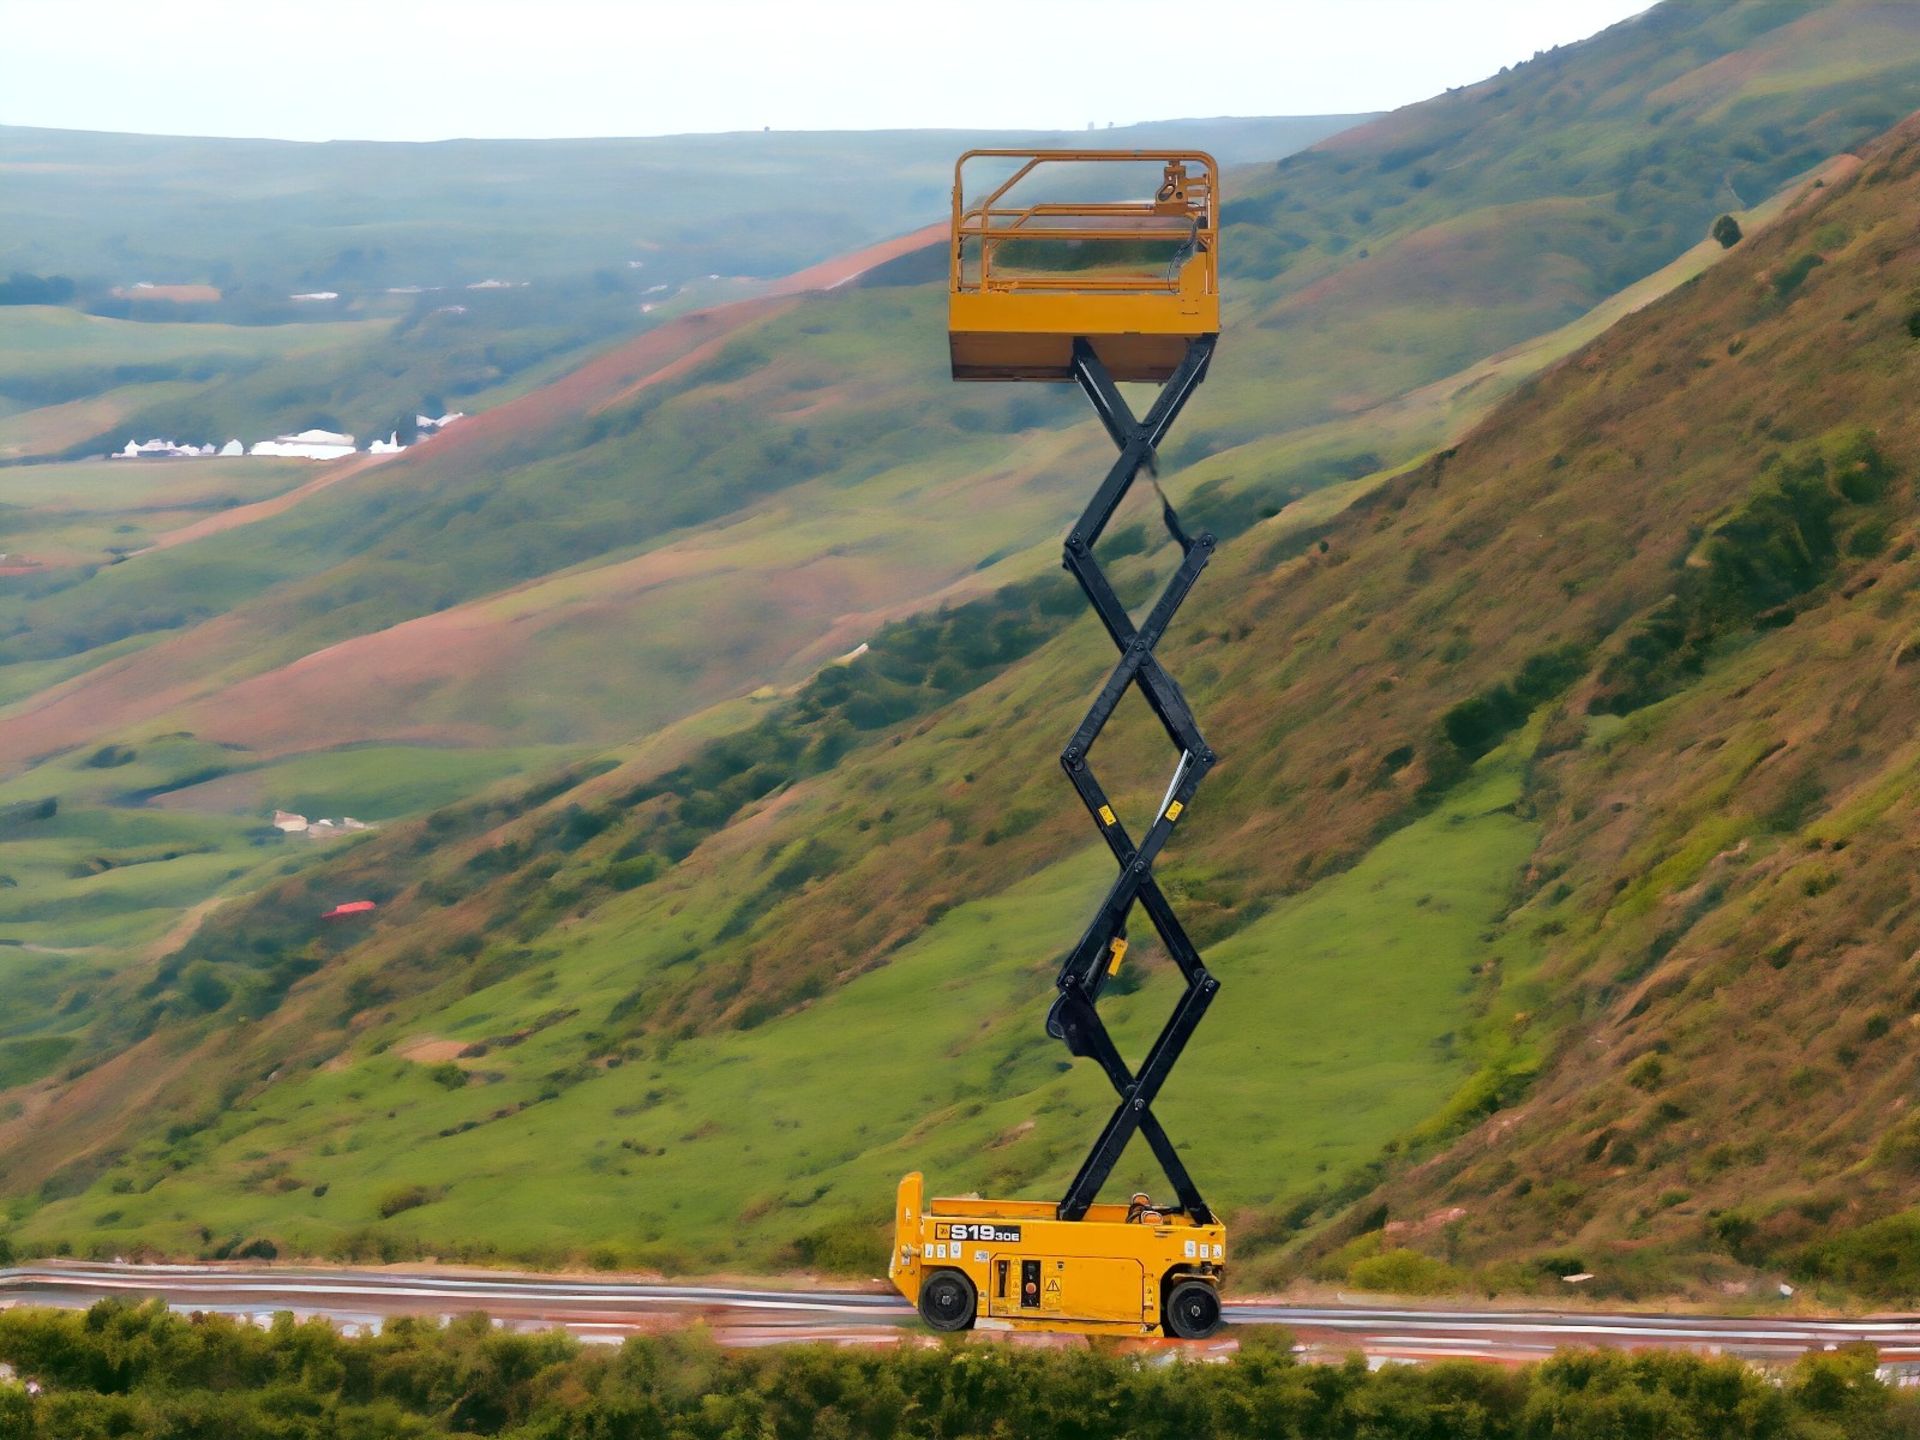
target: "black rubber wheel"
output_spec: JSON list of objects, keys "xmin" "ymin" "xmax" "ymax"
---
[
  {"xmin": 918, "ymin": 1268, "xmax": 977, "ymax": 1332},
  {"xmin": 1163, "ymin": 1278, "xmax": 1223, "ymax": 1339}
]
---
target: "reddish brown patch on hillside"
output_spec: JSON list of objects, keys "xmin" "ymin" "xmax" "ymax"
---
[
  {"xmin": 398, "ymin": 1036, "xmax": 466, "ymax": 1064},
  {"xmin": 770, "ymin": 223, "xmax": 944, "ymax": 293},
  {"xmin": 170, "ymin": 541, "xmax": 741, "ymax": 753},
  {"xmin": 1271, "ymin": 200, "xmax": 1596, "ymax": 324},
  {"xmin": 160, "ymin": 503, "xmax": 934, "ymax": 757},
  {"xmin": 0, "ymin": 491, "xmax": 914, "ymax": 765},
  {"xmin": 141, "ymin": 221, "xmax": 941, "ymax": 554},
  {"xmin": 0, "ymin": 222, "xmax": 952, "ymax": 770},
  {"xmin": 386, "ymin": 222, "xmax": 943, "ymax": 468},
  {"xmin": 0, "ymin": 1032, "xmax": 204, "ymax": 1191},
  {"xmin": 113, "ymin": 283, "xmax": 223, "ymax": 303},
  {"xmin": 1783, "ymin": 153, "xmax": 1865, "ymax": 210},
  {"xmin": 0, "ymin": 610, "xmax": 255, "ymax": 767},
  {"xmin": 590, "ymin": 297, "xmax": 805, "ymax": 414},
  {"xmin": 407, "ymin": 296, "xmax": 795, "ymax": 472},
  {"xmin": 184, "ymin": 617, "xmax": 511, "ymax": 751}
]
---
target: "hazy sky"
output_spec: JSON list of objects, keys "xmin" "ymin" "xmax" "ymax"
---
[{"xmin": 2, "ymin": 0, "xmax": 1656, "ymax": 142}]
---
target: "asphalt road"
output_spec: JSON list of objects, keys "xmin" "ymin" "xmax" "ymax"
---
[{"xmin": 4, "ymin": 1262, "xmax": 1916, "ymax": 1363}]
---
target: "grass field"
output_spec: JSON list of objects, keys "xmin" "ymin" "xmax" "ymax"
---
[
  {"xmin": 14, "ymin": 754, "xmax": 1536, "ymax": 1269},
  {"xmin": 0, "ymin": 306, "xmax": 389, "ymax": 454},
  {"xmin": 148, "ymin": 744, "xmax": 585, "ymax": 823},
  {"xmin": 0, "ymin": 304, "xmax": 411, "ymax": 462},
  {"xmin": 0, "ymin": 725, "xmax": 578, "ymax": 1038},
  {"xmin": 0, "ymin": 381, "xmax": 203, "ymax": 461},
  {"xmin": 0, "ymin": 731, "xmax": 294, "ymax": 966},
  {"xmin": 0, "ymin": 455, "xmax": 323, "ymax": 564},
  {"xmin": 0, "ymin": 306, "xmax": 376, "ymax": 383}
]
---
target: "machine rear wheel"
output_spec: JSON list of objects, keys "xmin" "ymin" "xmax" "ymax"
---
[
  {"xmin": 918, "ymin": 1268, "xmax": 977, "ymax": 1331},
  {"xmin": 1163, "ymin": 1278, "xmax": 1223, "ymax": 1339}
]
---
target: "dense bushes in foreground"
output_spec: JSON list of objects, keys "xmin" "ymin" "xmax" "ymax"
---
[{"xmin": 1, "ymin": 1302, "xmax": 1918, "ymax": 1439}]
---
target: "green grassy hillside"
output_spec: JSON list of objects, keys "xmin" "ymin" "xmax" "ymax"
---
[
  {"xmin": 8, "ymin": 1, "xmax": 1920, "ymax": 1298},
  {"xmin": 1, "ymin": 760, "xmax": 1535, "ymax": 1270},
  {"xmin": 1347, "ymin": 125, "xmax": 1920, "ymax": 1301}
]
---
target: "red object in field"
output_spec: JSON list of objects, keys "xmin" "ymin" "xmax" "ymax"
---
[{"xmin": 321, "ymin": 900, "xmax": 377, "ymax": 921}]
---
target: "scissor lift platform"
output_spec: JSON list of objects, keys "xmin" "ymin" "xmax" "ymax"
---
[
  {"xmin": 893, "ymin": 147, "xmax": 1229, "ymax": 1340},
  {"xmin": 949, "ymin": 150, "xmax": 1219, "ymax": 382}
]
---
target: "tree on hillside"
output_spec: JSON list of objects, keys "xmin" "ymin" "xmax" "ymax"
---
[{"xmin": 1711, "ymin": 213, "xmax": 1743, "ymax": 248}]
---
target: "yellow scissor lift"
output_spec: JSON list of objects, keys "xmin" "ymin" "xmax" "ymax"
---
[{"xmin": 892, "ymin": 151, "xmax": 1229, "ymax": 1340}]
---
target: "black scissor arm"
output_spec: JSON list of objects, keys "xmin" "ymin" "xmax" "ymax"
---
[{"xmin": 1044, "ymin": 336, "xmax": 1223, "ymax": 1225}]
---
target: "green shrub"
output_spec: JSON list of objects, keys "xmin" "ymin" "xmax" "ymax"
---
[
  {"xmin": 606, "ymin": 855, "xmax": 661, "ymax": 891},
  {"xmin": 1535, "ymin": 1251, "xmax": 1587, "ymax": 1279},
  {"xmin": 789, "ymin": 1214, "xmax": 885, "ymax": 1275},
  {"xmin": 1348, "ymin": 1246, "xmax": 1463, "ymax": 1295},
  {"xmin": 1441, "ymin": 643, "xmax": 1588, "ymax": 759},
  {"xmin": 1773, "ymin": 251, "xmax": 1826, "ymax": 298},
  {"xmin": 0, "ymin": 1036, "xmax": 78, "ymax": 1089},
  {"xmin": 181, "ymin": 963, "xmax": 232, "ymax": 1013},
  {"xmin": 1796, "ymin": 1211, "xmax": 1920, "ymax": 1299},
  {"xmin": 1874, "ymin": 1113, "xmax": 1920, "ymax": 1173},
  {"xmin": 0, "ymin": 1300, "xmax": 1907, "ymax": 1436},
  {"xmin": 376, "ymin": 1184, "xmax": 441, "ymax": 1219},
  {"xmin": 0, "ymin": 796, "xmax": 57, "ymax": 827},
  {"xmin": 1789, "ymin": 1344, "xmax": 1893, "ymax": 1427},
  {"xmin": 1627, "ymin": 1054, "xmax": 1665, "ymax": 1090},
  {"xmin": 1592, "ymin": 433, "xmax": 1898, "ymax": 715},
  {"xmin": 1709, "ymin": 1209, "xmax": 1759, "ymax": 1259}
]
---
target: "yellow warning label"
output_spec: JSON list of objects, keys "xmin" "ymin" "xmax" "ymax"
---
[
  {"xmin": 1043, "ymin": 1277, "xmax": 1062, "ymax": 1309},
  {"xmin": 1098, "ymin": 804, "xmax": 1116, "ymax": 826},
  {"xmin": 1165, "ymin": 800, "xmax": 1184, "ymax": 822},
  {"xmin": 1107, "ymin": 937, "xmax": 1128, "ymax": 976}
]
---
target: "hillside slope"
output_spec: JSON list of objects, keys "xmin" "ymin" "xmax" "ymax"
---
[
  {"xmin": 1351, "ymin": 129, "xmax": 1920, "ymax": 1299},
  {"xmin": 4, "ymin": 129, "xmax": 1912, "ymax": 1291},
  {"xmin": 25, "ymin": 2, "xmax": 1920, "ymax": 764},
  {"xmin": 7, "ymin": 2, "xmax": 1920, "ymax": 1297},
  {"xmin": 10, "ymin": 0, "xmax": 1918, "ymax": 989}
]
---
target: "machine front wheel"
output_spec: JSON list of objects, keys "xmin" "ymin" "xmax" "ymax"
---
[
  {"xmin": 1163, "ymin": 1278, "xmax": 1223, "ymax": 1339},
  {"xmin": 918, "ymin": 1268, "xmax": 977, "ymax": 1331}
]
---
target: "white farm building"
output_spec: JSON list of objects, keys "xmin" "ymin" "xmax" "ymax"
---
[{"xmin": 251, "ymin": 429, "xmax": 356, "ymax": 460}]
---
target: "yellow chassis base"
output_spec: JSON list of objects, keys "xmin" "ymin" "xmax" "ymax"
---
[{"xmin": 888, "ymin": 1172, "xmax": 1226, "ymax": 1338}]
